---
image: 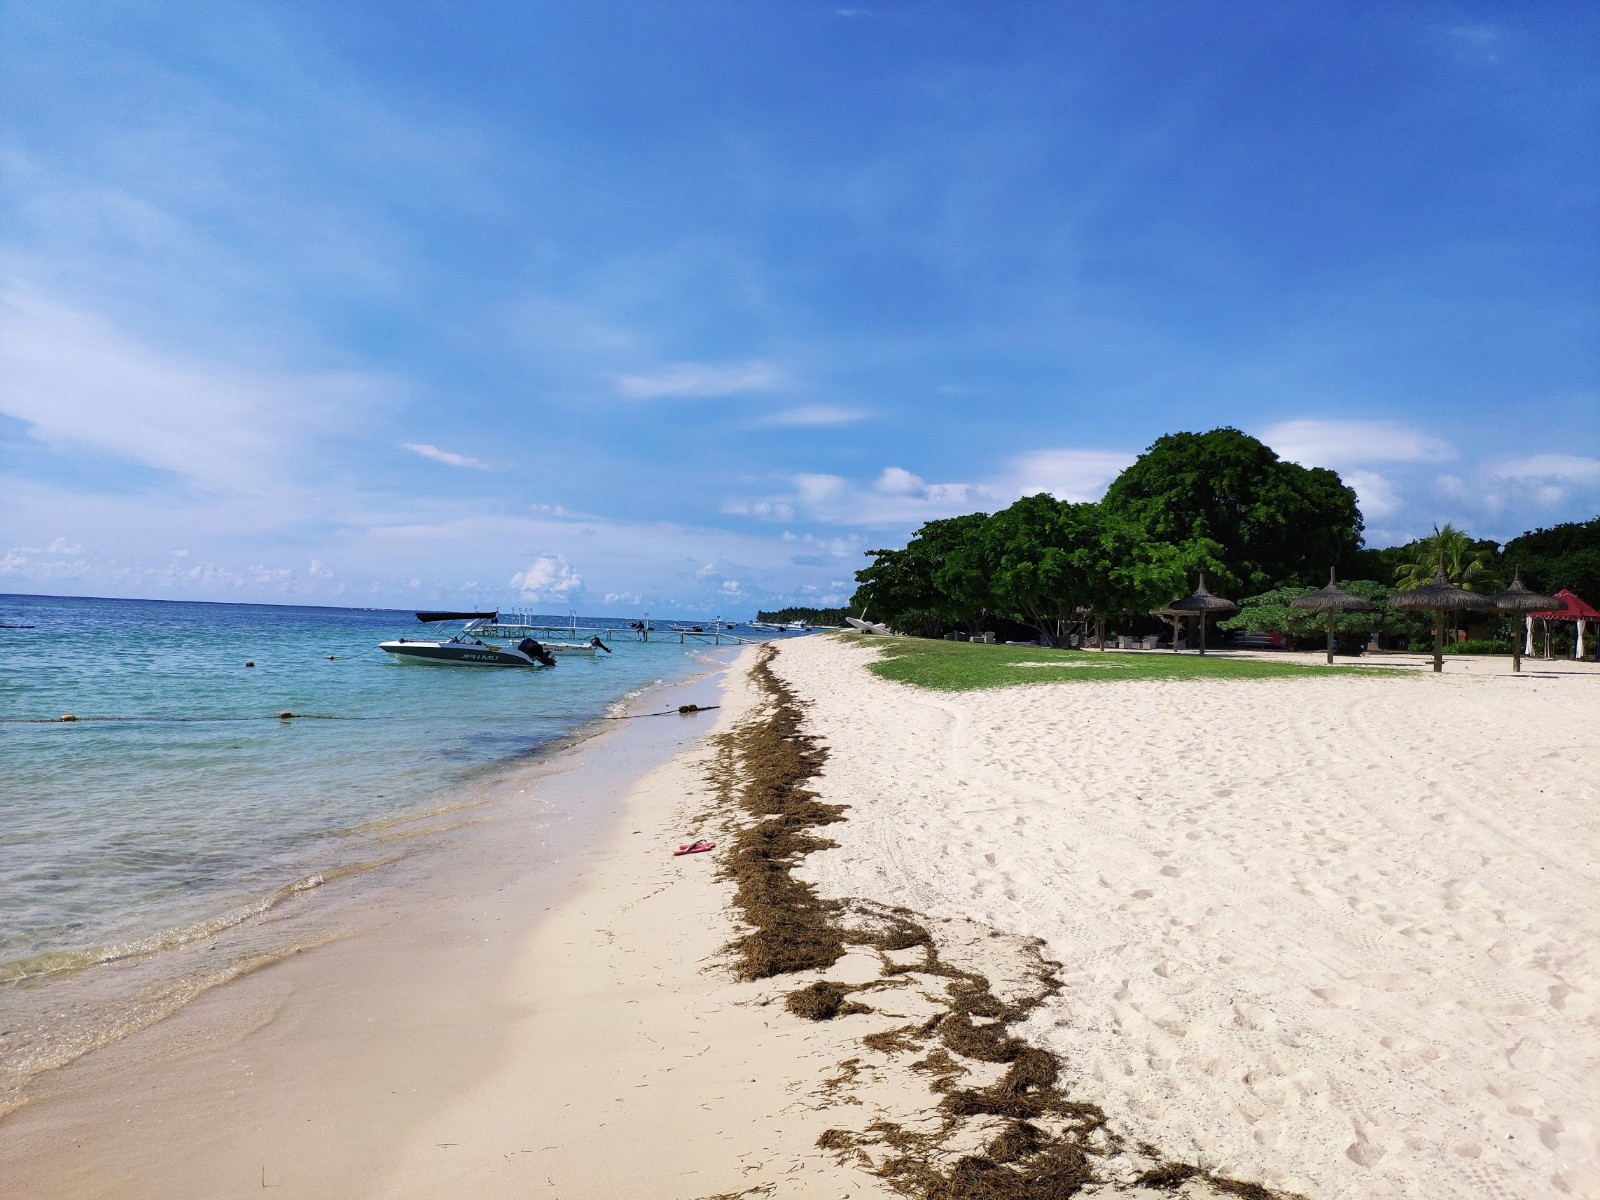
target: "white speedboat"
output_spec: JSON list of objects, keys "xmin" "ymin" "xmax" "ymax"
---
[
  {"xmin": 541, "ymin": 636, "xmax": 614, "ymax": 657},
  {"xmin": 379, "ymin": 612, "xmax": 557, "ymax": 668}
]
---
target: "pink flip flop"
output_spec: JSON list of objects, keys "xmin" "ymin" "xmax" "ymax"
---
[{"xmin": 673, "ymin": 839, "xmax": 715, "ymax": 856}]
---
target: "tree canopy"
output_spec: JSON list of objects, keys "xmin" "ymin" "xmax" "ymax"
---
[
  {"xmin": 1502, "ymin": 516, "xmax": 1600, "ymax": 600},
  {"xmin": 852, "ymin": 494, "xmax": 1223, "ymax": 645},
  {"xmin": 1100, "ymin": 428, "xmax": 1363, "ymax": 594},
  {"xmin": 1393, "ymin": 524, "xmax": 1502, "ymax": 592}
]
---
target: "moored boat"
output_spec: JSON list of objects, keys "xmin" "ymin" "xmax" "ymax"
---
[{"xmin": 379, "ymin": 612, "xmax": 558, "ymax": 667}]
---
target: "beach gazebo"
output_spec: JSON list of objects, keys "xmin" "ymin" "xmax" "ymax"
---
[
  {"xmin": 1168, "ymin": 574, "xmax": 1237, "ymax": 655},
  {"xmin": 1388, "ymin": 563, "xmax": 1496, "ymax": 674},
  {"xmin": 1525, "ymin": 589, "xmax": 1599, "ymax": 662},
  {"xmin": 1291, "ymin": 567, "xmax": 1373, "ymax": 665},
  {"xmin": 1488, "ymin": 570, "xmax": 1560, "ymax": 674}
]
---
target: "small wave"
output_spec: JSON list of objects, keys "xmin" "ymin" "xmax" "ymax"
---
[
  {"xmin": 0, "ymin": 858, "xmax": 396, "ymax": 985},
  {"xmin": 0, "ymin": 932, "xmax": 348, "ymax": 1117}
]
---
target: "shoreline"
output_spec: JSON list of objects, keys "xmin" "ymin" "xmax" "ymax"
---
[
  {"xmin": 0, "ymin": 649, "xmax": 758, "ymax": 1197},
  {"xmin": 0, "ymin": 642, "xmax": 738, "ymax": 1118}
]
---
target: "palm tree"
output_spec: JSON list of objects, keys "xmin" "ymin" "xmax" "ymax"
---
[{"xmin": 1394, "ymin": 524, "xmax": 1503, "ymax": 592}]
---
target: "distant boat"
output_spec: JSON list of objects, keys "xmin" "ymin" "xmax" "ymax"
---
[
  {"xmin": 845, "ymin": 617, "xmax": 891, "ymax": 635},
  {"xmin": 379, "ymin": 612, "xmax": 557, "ymax": 668}
]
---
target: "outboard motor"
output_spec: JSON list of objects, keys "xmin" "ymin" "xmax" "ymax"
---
[
  {"xmin": 590, "ymin": 635, "xmax": 612, "ymax": 654},
  {"xmin": 517, "ymin": 637, "xmax": 557, "ymax": 668}
]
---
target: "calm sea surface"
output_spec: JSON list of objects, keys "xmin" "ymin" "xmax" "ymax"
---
[{"xmin": 0, "ymin": 593, "xmax": 757, "ymax": 1105}]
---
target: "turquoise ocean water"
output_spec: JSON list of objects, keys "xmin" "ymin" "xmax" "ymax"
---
[{"xmin": 0, "ymin": 593, "xmax": 756, "ymax": 1106}]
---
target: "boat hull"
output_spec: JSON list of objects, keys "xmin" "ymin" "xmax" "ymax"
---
[{"xmin": 379, "ymin": 641, "xmax": 543, "ymax": 667}]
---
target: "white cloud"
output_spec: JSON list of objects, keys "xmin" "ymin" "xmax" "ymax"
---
[
  {"xmin": 509, "ymin": 553, "xmax": 584, "ymax": 603},
  {"xmin": 614, "ymin": 360, "xmax": 784, "ymax": 399},
  {"xmin": 729, "ymin": 445, "xmax": 1135, "ymax": 530},
  {"xmin": 1485, "ymin": 454, "xmax": 1600, "ymax": 484},
  {"xmin": 0, "ymin": 289, "xmax": 395, "ymax": 496},
  {"xmin": 1006, "ymin": 449, "xmax": 1136, "ymax": 502},
  {"xmin": 751, "ymin": 405, "xmax": 868, "ymax": 427},
  {"xmin": 1343, "ymin": 469, "xmax": 1402, "ymax": 520},
  {"xmin": 722, "ymin": 498, "xmax": 796, "ymax": 520},
  {"xmin": 873, "ymin": 466, "xmax": 927, "ymax": 497},
  {"xmin": 1259, "ymin": 419, "xmax": 1456, "ymax": 469},
  {"xmin": 400, "ymin": 442, "xmax": 489, "ymax": 470},
  {"xmin": 603, "ymin": 590, "xmax": 641, "ymax": 606}
]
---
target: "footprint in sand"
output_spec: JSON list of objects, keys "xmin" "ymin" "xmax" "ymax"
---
[{"xmin": 1311, "ymin": 983, "xmax": 1361, "ymax": 1008}]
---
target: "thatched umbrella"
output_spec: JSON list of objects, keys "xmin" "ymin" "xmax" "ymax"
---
[
  {"xmin": 1488, "ymin": 568, "xmax": 1560, "ymax": 675},
  {"xmin": 1388, "ymin": 561, "xmax": 1496, "ymax": 674},
  {"xmin": 1291, "ymin": 567, "xmax": 1373, "ymax": 665},
  {"xmin": 1168, "ymin": 573, "xmax": 1237, "ymax": 655}
]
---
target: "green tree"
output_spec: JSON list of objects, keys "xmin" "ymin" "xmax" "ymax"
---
[
  {"xmin": 1077, "ymin": 518, "xmax": 1228, "ymax": 647},
  {"xmin": 1502, "ymin": 516, "xmax": 1600, "ymax": 599},
  {"xmin": 851, "ymin": 513, "xmax": 995, "ymax": 636},
  {"xmin": 1100, "ymin": 428, "xmax": 1363, "ymax": 593},
  {"xmin": 980, "ymin": 493, "xmax": 1095, "ymax": 645},
  {"xmin": 1393, "ymin": 524, "xmax": 1502, "ymax": 591}
]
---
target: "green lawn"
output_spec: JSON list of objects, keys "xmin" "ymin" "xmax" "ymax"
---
[{"xmin": 848, "ymin": 635, "xmax": 1378, "ymax": 691}]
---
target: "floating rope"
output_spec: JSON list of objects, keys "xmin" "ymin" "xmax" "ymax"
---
[{"xmin": 5, "ymin": 714, "xmax": 353, "ymax": 724}]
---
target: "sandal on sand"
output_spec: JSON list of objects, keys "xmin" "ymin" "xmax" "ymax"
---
[{"xmin": 673, "ymin": 839, "xmax": 715, "ymax": 856}]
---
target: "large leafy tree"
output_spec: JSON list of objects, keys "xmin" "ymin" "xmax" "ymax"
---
[
  {"xmin": 851, "ymin": 512, "xmax": 995, "ymax": 636},
  {"xmin": 980, "ymin": 493, "xmax": 1095, "ymax": 645},
  {"xmin": 1502, "ymin": 516, "xmax": 1600, "ymax": 599},
  {"xmin": 1100, "ymin": 428, "xmax": 1363, "ymax": 593},
  {"xmin": 1393, "ymin": 523, "xmax": 1502, "ymax": 592}
]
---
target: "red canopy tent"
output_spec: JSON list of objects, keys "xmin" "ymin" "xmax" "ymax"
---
[{"xmin": 1524, "ymin": 589, "xmax": 1599, "ymax": 660}]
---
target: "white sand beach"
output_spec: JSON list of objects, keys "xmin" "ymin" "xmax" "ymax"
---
[
  {"xmin": 771, "ymin": 637, "xmax": 1600, "ymax": 1199},
  {"xmin": 2, "ymin": 637, "xmax": 1595, "ymax": 1199}
]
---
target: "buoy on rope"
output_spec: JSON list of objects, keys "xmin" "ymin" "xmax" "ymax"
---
[
  {"xmin": 278, "ymin": 711, "xmax": 295, "ymax": 719},
  {"xmin": 60, "ymin": 714, "xmax": 78, "ymax": 722},
  {"xmin": 245, "ymin": 661, "xmax": 255, "ymax": 668},
  {"xmin": 678, "ymin": 703, "xmax": 700, "ymax": 714},
  {"xmin": 326, "ymin": 655, "xmax": 335, "ymax": 660}
]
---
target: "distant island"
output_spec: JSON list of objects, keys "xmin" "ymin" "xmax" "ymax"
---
[{"xmin": 755, "ymin": 606, "xmax": 849, "ymax": 625}]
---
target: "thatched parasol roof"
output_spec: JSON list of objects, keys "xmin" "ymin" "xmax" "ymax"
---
[
  {"xmin": 1168, "ymin": 573, "xmax": 1238, "ymax": 615},
  {"xmin": 1291, "ymin": 567, "xmax": 1373, "ymax": 612},
  {"xmin": 1489, "ymin": 569, "xmax": 1560, "ymax": 613},
  {"xmin": 1388, "ymin": 565, "xmax": 1496, "ymax": 613}
]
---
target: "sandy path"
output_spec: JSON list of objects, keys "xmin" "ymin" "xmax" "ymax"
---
[{"xmin": 772, "ymin": 637, "xmax": 1599, "ymax": 1200}]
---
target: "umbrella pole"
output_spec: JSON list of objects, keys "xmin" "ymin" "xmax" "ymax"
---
[
  {"xmin": 1199, "ymin": 615, "xmax": 1207, "ymax": 655},
  {"xmin": 1433, "ymin": 610, "xmax": 1443, "ymax": 674},
  {"xmin": 1512, "ymin": 620, "xmax": 1522, "ymax": 673},
  {"xmin": 1326, "ymin": 610, "xmax": 1335, "ymax": 666}
]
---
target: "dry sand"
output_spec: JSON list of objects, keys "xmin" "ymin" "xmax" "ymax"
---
[
  {"xmin": 771, "ymin": 637, "xmax": 1600, "ymax": 1199},
  {"xmin": 3, "ymin": 639, "xmax": 1595, "ymax": 1199}
]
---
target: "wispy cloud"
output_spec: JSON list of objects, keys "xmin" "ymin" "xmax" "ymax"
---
[
  {"xmin": 1007, "ymin": 449, "xmax": 1137, "ymax": 502},
  {"xmin": 1485, "ymin": 454, "xmax": 1600, "ymax": 484},
  {"xmin": 400, "ymin": 442, "xmax": 489, "ymax": 469},
  {"xmin": 1259, "ymin": 419, "xmax": 1457, "ymax": 468},
  {"xmin": 0, "ymin": 289, "xmax": 395, "ymax": 496},
  {"xmin": 614, "ymin": 360, "xmax": 785, "ymax": 399},
  {"xmin": 751, "ymin": 404, "xmax": 868, "ymax": 427},
  {"xmin": 727, "ymin": 446, "xmax": 1137, "ymax": 530}
]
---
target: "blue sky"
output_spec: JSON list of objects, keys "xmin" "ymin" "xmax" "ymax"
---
[{"xmin": 2, "ymin": 1, "xmax": 1596, "ymax": 614}]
